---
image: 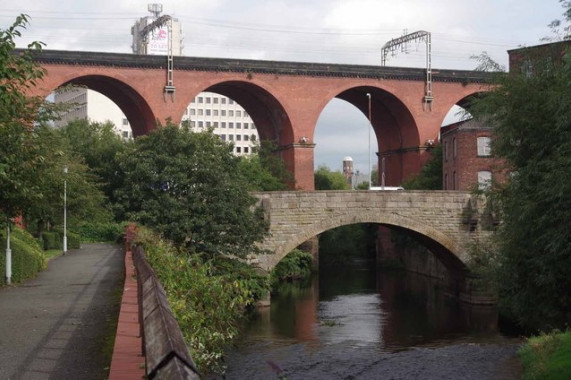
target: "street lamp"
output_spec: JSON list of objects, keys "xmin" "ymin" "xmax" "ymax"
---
[
  {"xmin": 5, "ymin": 217, "xmax": 11, "ymax": 285},
  {"xmin": 366, "ymin": 93, "xmax": 372, "ymax": 189},
  {"xmin": 63, "ymin": 166, "xmax": 68, "ymax": 255}
]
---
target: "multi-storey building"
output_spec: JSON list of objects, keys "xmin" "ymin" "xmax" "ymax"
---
[
  {"xmin": 183, "ymin": 92, "xmax": 258, "ymax": 155},
  {"xmin": 441, "ymin": 119, "xmax": 506, "ymax": 191}
]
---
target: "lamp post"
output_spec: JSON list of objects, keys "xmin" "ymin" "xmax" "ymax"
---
[
  {"xmin": 5, "ymin": 217, "xmax": 11, "ymax": 285},
  {"xmin": 366, "ymin": 93, "xmax": 372, "ymax": 189},
  {"xmin": 63, "ymin": 166, "xmax": 68, "ymax": 255}
]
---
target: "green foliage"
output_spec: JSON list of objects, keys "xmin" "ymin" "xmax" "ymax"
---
[
  {"xmin": 519, "ymin": 330, "xmax": 571, "ymax": 380},
  {"xmin": 42, "ymin": 231, "xmax": 62, "ymax": 250},
  {"xmin": 469, "ymin": 11, "xmax": 571, "ymax": 330},
  {"xmin": 356, "ymin": 181, "xmax": 370, "ymax": 190},
  {"xmin": 238, "ymin": 140, "xmax": 292, "ymax": 191},
  {"xmin": 67, "ymin": 231, "xmax": 81, "ymax": 249},
  {"xmin": 314, "ymin": 165, "xmax": 351, "ymax": 190},
  {"xmin": 0, "ymin": 15, "xmax": 48, "ymax": 220},
  {"xmin": 58, "ymin": 119, "xmax": 129, "ymax": 208},
  {"xmin": 401, "ymin": 144, "xmax": 443, "ymax": 190},
  {"xmin": 134, "ymin": 227, "xmax": 267, "ymax": 374},
  {"xmin": 319, "ymin": 224, "xmax": 376, "ymax": 266},
  {"xmin": 271, "ymin": 249, "xmax": 313, "ymax": 287},
  {"xmin": 115, "ymin": 123, "xmax": 268, "ymax": 258},
  {"xmin": 72, "ymin": 222, "xmax": 125, "ymax": 243},
  {"xmin": 0, "ymin": 227, "xmax": 46, "ymax": 285}
]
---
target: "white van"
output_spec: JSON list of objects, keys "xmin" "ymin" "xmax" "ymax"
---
[{"xmin": 369, "ymin": 186, "xmax": 405, "ymax": 191}]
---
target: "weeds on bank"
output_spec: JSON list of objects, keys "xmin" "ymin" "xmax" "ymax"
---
[
  {"xmin": 518, "ymin": 330, "xmax": 571, "ymax": 380},
  {"xmin": 133, "ymin": 227, "xmax": 269, "ymax": 375}
]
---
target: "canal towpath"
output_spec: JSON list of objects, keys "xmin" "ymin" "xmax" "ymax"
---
[{"xmin": 0, "ymin": 243, "xmax": 124, "ymax": 380}]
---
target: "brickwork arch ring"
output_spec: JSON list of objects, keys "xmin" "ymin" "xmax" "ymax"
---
[{"xmin": 268, "ymin": 211, "xmax": 462, "ymax": 269}]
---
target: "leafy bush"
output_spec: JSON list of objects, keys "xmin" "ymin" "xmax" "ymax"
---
[
  {"xmin": 42, "ymin": 231, "xmax": 62, "ymax": 250},
  {"xmin": 271, "ymin": 249, "xmax": 313, "ymax": 287},
  {"xmin": 67, "ymin": 231, "xmax": 81, "ymax": 249},
  {"xmin": 0, "ymin": 227, "xmax": 46, "ymax": 285},
  {"xmin": 73, "ymin": 222, "xmax": 124, "ymax": 243},
  {"xmin": 134, "ymin": 227, "xmax": 268, "ymax": 375}
]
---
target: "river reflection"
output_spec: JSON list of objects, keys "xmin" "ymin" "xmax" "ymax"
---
[{"xmin": 223, "ymin": 264, "xmax": 516, "ymax": 379}]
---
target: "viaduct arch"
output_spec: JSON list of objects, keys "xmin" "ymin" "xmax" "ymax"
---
[{"xmin": 27, "ymin": 49, "xmax": 492, "ymax": 189}]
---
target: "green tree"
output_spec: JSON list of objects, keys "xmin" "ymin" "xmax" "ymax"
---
[
  {"xmin": 115, "ymin": 123, "xmax": 267, "ymax": 258},
  {"xmin": 401, "ymin": 144, "xmax": 443, "ymax": 190},
  {"xmin": 470, "ymin": 4, "xmax": 571, "ymax": 330},
  {"xmin": 58, "ymin": 119, "xmax": 129, "ymax": 209},
  {"xmin": 0, "ymin": 15, "xmax": 47, "ymax": 221},
  {"xmin": 237, "ymin": 140, "xmax": 291, "ymax": 191},
  {"xmin": 314, "ymin": 165, "xmax": 351, "ymax": 190}
]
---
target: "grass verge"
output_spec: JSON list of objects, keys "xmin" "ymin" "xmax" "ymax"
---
[{"xmin": 519, "ymin": 330, "xmax": 571, "ymax": 380}]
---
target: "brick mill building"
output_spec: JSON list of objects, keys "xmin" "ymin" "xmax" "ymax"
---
[{"xmin": 441, "ymin": 119, "xmax": 506, "ymax": 191}]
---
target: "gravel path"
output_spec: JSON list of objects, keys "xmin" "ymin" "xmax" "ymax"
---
[{"xmin": 0, "ymin": 243, "xmax": 124, "ymax": 380}]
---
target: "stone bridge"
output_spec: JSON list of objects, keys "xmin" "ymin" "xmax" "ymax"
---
[{"xmin": 253, "ymin": 190, "xmax": 493, "ymax": 273}]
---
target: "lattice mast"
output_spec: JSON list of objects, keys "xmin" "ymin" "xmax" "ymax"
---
[
  {"xmin": 381, "ymin": 30, "xmax": 433, "ymax": 110},
  {"xmin": 140, "ymin": 4, "xmax": 175, "ymax": 101}
]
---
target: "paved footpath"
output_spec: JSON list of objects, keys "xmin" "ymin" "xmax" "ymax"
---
[{"xmin": 0, "ymin": 243, "xmax": 124, "ymax": 380}]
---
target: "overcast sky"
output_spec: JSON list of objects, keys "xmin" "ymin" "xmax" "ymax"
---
[{"xmin": 2, "ymin": 0, "xmax": 567, "ymax": 172}]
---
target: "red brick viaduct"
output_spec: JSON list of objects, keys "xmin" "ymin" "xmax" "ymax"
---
[{"xmin": 27, "ymin": 50, "xmax": 491, "ymax": 190}]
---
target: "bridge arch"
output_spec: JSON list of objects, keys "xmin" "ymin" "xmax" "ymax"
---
[
  {"xmin": 270, "ymin": 210, "xmax": 465, "ymax": 273},
  {"xmin": 54, "ymin": 75, "xmax": 155, "ymax": 137}
]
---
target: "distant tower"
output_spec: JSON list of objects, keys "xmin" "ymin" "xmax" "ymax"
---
[
  {"xmin": 343, "ymin": 156, "xmax": 354, "ymax": 185},
  {"xmin": 131, "ymin": 3, "xmax": 184, "ymax": 56}
]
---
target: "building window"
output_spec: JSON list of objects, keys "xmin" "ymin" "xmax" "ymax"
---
[
  {"xmin": 478, "ymin": 171, "xmax": 492, "ymax": 190},
  {"xmin": 236, "ymin": 110, "xmax": 242, "ymax": 117},
  {"xmin": 229, "ymin": 99, "xmax": 235, "ymax": 105},
  {"xmin": 229, "ymin": 122, "xmax": 234, "ymax": 128},
  {"xmin": 198, "ymin": 97, "xmax": 203, "ymax": 103},
  {"xmin": 229, "ymin": 135, "xmax": 234, "ymax": 141},
  {"xmin": 453, "ymin": 138, "xmax": 457, "ymax": 159},
  {"xmin": 221, "ymin": 110, "xmax": 226, "ymax": 116},
  {"xmin": 236, "ymin": 147, "xmax": 241, "ymax": 153},
  {"xmin": 444, "ymin": 141, "xmax": 448, "ymax": 162},
  {"xmin": 198, "ymin": 109, "xmax": 203, "ymax": 116},
  {"xmin": 477, "ymin": 137, "xmax": 491, "ymax": 156},
  {"xmin": 206, "ymin": 97, "xmax": 211, "ymax": 104},
  {"xmin": 221, "ymin": 98, "xmax": 227, "ymax": 104},
  {"xmin": 190, "ymin": 121, "xmax": 196, "ymax": 127},
  {"xmin": 206, "ymin": 121, "xmax": 211, "ymax": 128},
  {"xmin": 213, "ymin": 122, "xmax": 219, "ymax": 128},
  {"xmin": 244, "ymin": 123, "xmax": 249, "ymax": 129},
  {"xmin": 198, "ymin": 121, "xmax": 203, "ymax": 128},
  {"xmin": 236, "ymin": 135, "xmax": 241, "ymax": 141},
  {"xmin": 221, "ymin": 122, "xmax": 226, "ymax": 128},
  {"xmin": 122, "ymin": 131, "xmax": 129, "ymax": 138},
  {"xmin": 214, "ymin": 98, "xmax": 219, "ymax": 104},
  {"xmin": 122, "ymin": 118, "xmax": 129, "ymax": 126},
  {"xmin": 236, "ymin": 123, "xmax": 241, "ymax": 129},
  {"xmin": 213, "ymin": 110, "xmax": 218, "ymax": 116},
  {"xmin": 205, "ymin": 109, "xmax": 211, "ymax": 116},
  {"xmin": 453, "ymin": 171, "xmax": 457, "ymax": 190},
  {"xmin": 220, "ymin": 134, "xmax": 226, "ymax": 141},
  {"xmin": 244, "ymin": 147, "xmax": 249, "ymax": 153},
  {"xmin": 229, "ymin": 110, "xmax": 234, "ymax": 117},
  {"xmin": 244, "ymin": 134, "xmax": 249, "ymax": 141},
  {"xmin": 190, "ymin": 109, "xmax": 196, "ymax": 116}
]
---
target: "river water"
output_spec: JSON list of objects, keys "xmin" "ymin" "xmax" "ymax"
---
[{"xmin": 220, "ymin": 264, "xmax": 522, "ymax": 379}]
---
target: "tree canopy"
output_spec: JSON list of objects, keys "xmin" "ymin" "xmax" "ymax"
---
[
  {"xmin": 314, "ymin": 165, "xmax": 351, "ymax": 190},
  {"xmin": 470, "ymin": 3, "xmax": 571, "ymax": 330},
  {"xmin": 114, "ymin": 123, "xmax": 268, "ymax": 258}
]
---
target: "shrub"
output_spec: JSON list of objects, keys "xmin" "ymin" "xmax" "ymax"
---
[
  {"xmin": 271, "ymin": 248, "xmax": 313, "ymax": 287},
  {"xmin": 519, "ymin": 330, "xmax": 571, "ymax": 380},
  {"xmin": 67, "ymin": 231, "xmax": 81, "ymax": 249},
  {"xmin": 133, "ymin": 227, "xmax": 268, "ymax": 375},
  {"xmin": 73, "ymin": 222, "xmax": 124, "ymax": 243},
  {"xmin": 0, "ymin": 227, "xmax": 46, "ymax": 285},
  {"xmin": 42, "ymin": 231, "xmax": 62, "ymax": 250}
]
